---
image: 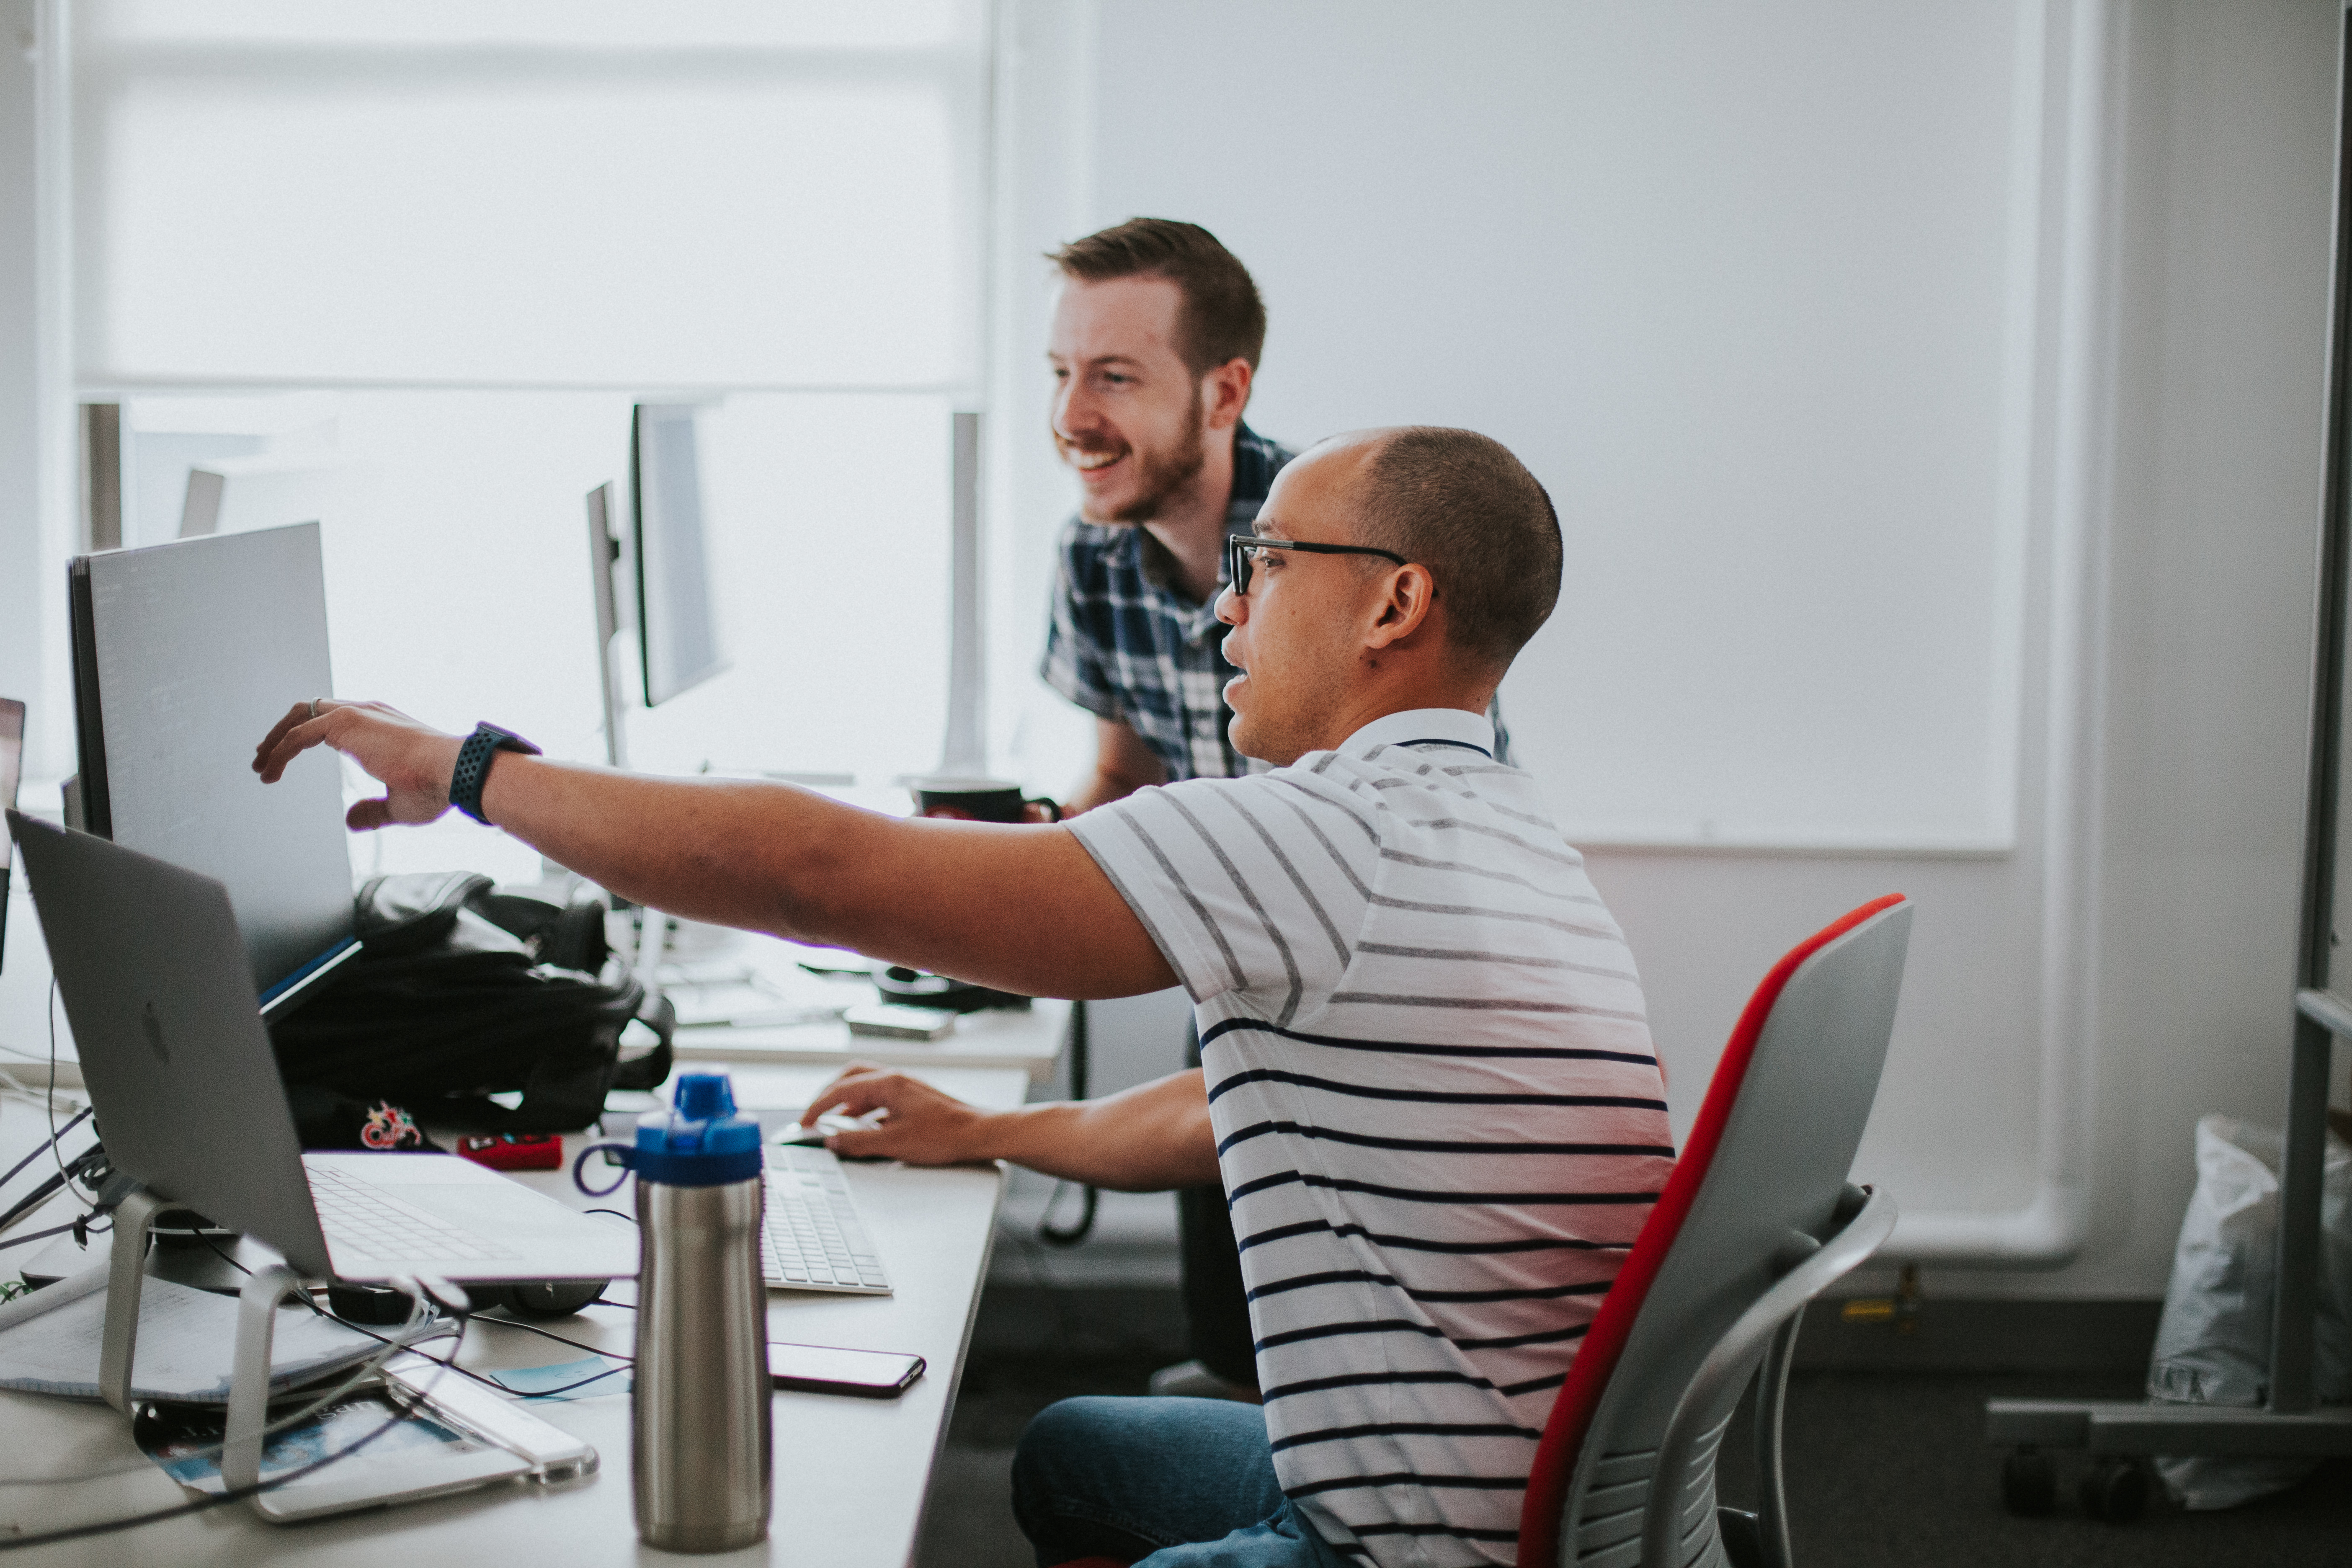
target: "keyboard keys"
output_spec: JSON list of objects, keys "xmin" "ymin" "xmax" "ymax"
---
[
  {"xmin": 308, "ymin": 1163, "xmax": 519, "ymax": 1263},
  {"xmin": 761, "ymin": 1146, "xmax": 891, "ymax": 1295}
]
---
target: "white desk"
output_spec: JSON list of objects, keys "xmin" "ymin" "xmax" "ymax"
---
[
  {"xmin": 659, "ymin": 933, "xmax": 1068, "ymax": 1085},
  {"xmin": 0, "ymin": 1066, "xmax": 1032, "ymax": 1566}
]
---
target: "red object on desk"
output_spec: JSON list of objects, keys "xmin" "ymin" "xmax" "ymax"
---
[{"xmin": 456, "ymin": 1132, "xmax": 563, "ymax": 1171}]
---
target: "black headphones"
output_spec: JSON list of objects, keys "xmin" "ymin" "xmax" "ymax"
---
[{"xmin": 327, "ymin": 1277, "xmax": 609, "ymax": 1324}]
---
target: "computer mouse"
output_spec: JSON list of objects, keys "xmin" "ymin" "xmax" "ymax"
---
[{"xmin": 775, "ymin": 1111, "xmax": 873, "ymax": 1145}]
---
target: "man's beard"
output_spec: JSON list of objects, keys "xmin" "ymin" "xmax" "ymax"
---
[{"xmin": 1062, "ymin": 395, "xmax": 1207, "ymax": 524}]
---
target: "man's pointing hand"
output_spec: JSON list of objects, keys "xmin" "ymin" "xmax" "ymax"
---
[{"xmin": 253, "ymin": 698, "xmax": 467, "ymax": 830}]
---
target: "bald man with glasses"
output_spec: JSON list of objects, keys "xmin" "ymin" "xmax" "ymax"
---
[{"xmin": 256, "ymin": 427, "xmax": 1669, "ymax": 1568}]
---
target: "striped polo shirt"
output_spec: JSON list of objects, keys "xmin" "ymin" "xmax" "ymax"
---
[{"xmin": 1068, "ymin": 707, "xmax": 1673, "ymax": 1568}]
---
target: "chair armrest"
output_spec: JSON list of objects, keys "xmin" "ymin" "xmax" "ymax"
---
[{"xmin": 1639, "ymin": 1187, "xmax": 1898, "ymax": 1567}]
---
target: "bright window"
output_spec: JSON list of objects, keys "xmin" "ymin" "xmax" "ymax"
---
[
  {"xmin": 70, "ymin": 3, "xmax": 985, "ymax": 883},
  {"xmin": 74, "ymin": 2, "xmax": 985, "ymax": 388}
]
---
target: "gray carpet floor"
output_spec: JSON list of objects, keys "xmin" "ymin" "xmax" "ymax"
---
[{"xmin": 913, "ymin": 1357, "xmax": 2352, "ymax": 1568}]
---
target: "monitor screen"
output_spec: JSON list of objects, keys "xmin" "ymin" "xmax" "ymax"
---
[
  {"xmin": 68, "ymin": 524, "xmax": 356, "ymax": 994},
  {"xmin": 631, "ymin": 404, "xmax": 730, "ymax": 707}
]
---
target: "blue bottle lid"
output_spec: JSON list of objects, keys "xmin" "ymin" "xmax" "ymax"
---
[{"xmin": 631, "ymin": 1072, "xmax": 764, "ymax": 1187}]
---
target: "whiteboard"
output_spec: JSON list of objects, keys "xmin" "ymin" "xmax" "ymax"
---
[{"xmin": 1085, "ymin": 0, "xmax": 2038, "ymax": 851}]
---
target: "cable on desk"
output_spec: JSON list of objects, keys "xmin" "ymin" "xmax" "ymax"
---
[
  {"xmin": 46, "ymin": 980, "xmax": 100, "ymax": 1211},
  {"xmin": 0, "ymin": 1211, "xmax": 99, "ymax": 1254},
  {"xmin": 482, "ymin": 1361, "xmax": 629, "ymax": 1398},
  {"xmin": 0, "ymin": 1104, "xmax": 90, "ymax": 1194},
  {"xmin": 472, "ymin": 1311, "xmax": 633, "ymax": 1365},
  {"xmin": 0, "ymin": 1146, "xmax": 111, "ymax": 1240},
  {"xmin": 325, "ymin": 1303, "xmax": 627, "ymax": 1400},
  {"xmin": 200, "ymin": 1228, "xmax": 629, "ymax": 1388},
  {"xmin": 196, "ymin": 1229, "xmax": 252, "ymax": 1276}
]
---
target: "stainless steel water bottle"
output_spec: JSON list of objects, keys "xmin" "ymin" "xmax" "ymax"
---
[{"xmin": 625, "ymin": 1072, "xmax": 771, "ymax": 1552}]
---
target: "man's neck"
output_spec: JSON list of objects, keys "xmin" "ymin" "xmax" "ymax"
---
[
  {"xmin": 1301, "ymin": 670, "xmax": 1499, "ymax": 761},
  {"xmin": 1138, "ymin": 428, "xmax": 1239, "ymax": 604}
]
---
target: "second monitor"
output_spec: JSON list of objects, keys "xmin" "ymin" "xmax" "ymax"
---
[
  {"xmin": 631, "ymin": 404, "xmax": 730, "ymax": 709},
  {"xmin": 67, "ymin": 523, "xmax": 359, "ymax": 1008}
]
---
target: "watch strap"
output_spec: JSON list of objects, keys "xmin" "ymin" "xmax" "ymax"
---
[{"xmin": 450, "ymin": 723, "xmax": 542, "ymax": 825}]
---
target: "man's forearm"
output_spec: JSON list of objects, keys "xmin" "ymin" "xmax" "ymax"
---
[
  {"xmin": 252, "ymin": 700, "xmax": 1175, "ymax": 999},
  {"xmin": 479, "ymin": 757, "xmax": 851, "ymax": 934},
  {"xmin": 946, "ymin": 1070, "xmax": 1218, "ymax": 1190},
  {"xmin": 469, "ymin": 756, "xmax": 1171, "ymax": 1000}
]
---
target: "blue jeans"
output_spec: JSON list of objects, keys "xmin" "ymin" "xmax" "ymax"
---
[{"xmin": 1011, "ymin": 1396, "xmax": 1352, "ymax": 1568}]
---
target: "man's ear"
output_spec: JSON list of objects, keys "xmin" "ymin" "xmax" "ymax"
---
[
  {"xmin": 1202, "ymin": 358, "xmax": 1253, "ymax": 431},
  {"xmin": 1364, "ymin": 563, "xmax": 1437, "ymax": 650}
]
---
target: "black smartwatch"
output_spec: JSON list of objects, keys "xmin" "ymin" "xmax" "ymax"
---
[{"xmin": 449, "ymin": 722, "xmax": 542, "ymax": 824}]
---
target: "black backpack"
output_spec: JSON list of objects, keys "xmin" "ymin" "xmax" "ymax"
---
[{"xmin": 268, "ymin": 871, "xmax": 673, "ymax": 1144}]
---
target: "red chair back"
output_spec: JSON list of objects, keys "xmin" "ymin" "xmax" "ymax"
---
[{"xmin": 1515, "ymin": 894, "xmax": 1910, "ymax": 1568}]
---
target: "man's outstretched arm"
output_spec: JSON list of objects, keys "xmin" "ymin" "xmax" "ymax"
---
[{"xmin": 252, "ymin": 700, "xmax": 1178, "ymax": 1001}]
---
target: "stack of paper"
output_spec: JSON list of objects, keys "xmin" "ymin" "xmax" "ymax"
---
[{"xmin": 0, "ymin": 1267, "xmax": 392, "ymax": 1403}]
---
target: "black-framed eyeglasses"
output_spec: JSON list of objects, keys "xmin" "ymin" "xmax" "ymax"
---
[{"xmin": 1225, "ymin": 533, "xmax": 1408, "ymax": 597}]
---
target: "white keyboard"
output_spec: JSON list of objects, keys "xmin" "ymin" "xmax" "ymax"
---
[
  {"xmin": 307, "ymin": 1162, "xmax": 518, "ymax": 1263},
  {"xmin": 763, "ymin": 1145, "xmax": 891, "ymax": 1295}
]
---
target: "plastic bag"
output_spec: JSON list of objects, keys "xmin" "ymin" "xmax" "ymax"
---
[{"xmin": 2145, "ymin": 1113, "xmax": 2352, "ymax": 1509}]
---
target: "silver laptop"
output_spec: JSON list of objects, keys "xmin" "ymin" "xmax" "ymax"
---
[{"xmin": 8, "ymin": 811, "xmax": 636, "ymax": 1286}]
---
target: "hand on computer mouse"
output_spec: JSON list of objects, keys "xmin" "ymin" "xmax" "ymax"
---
[
  {"xmin": 799, "ymin": 1065, "xmax": 988, "ymax": 1166},
  {"xmin": 776, "ymin": 1112, "xmax": 874, "ymax": 1145}
]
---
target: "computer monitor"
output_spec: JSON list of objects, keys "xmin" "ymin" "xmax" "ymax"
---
[
  {"xmin": 585, "ymin": 481, "xmax": 630, "ymax": 769},
  {"xmin": 66, "ymin": 523, "xmax": 360, "ymax": 1011},
  {"xmin": 0, "ymin": 697, "xmax": 21, "ymax": 977},
  {"xmin": 630, "ymin": 404, "xmax": 730, "ymax": 707}
]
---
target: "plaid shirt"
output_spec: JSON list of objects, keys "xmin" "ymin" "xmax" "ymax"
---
[{"xmin": 1041, "ymin": 423, "xmax": 1511, "ymax": 781}]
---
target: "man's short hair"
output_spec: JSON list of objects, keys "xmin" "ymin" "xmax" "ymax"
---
[
  {"xmin": 1048, "ymin": 218, "xmax": 1267, "ymax": 379},
  {"xmin": 1353, "ymin": 428, "xmax": 1563, "ymax": 669}
]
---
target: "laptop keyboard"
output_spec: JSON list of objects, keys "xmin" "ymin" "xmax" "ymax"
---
[
  {"xmin": 763, "ymin": 1145, "xmax": 890, "ymax": 1294},
  {"xmin": 307, "ymin": 1162, "xmax": 520, "ymax": 1263}
]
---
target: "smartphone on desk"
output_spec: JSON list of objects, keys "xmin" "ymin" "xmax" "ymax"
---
[{"xmin": 769, "ymin": 1341, "xmax": 925, "ymax": 1398}]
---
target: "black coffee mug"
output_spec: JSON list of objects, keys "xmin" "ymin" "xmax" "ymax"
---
[{"xmin": 909, "ymin": 776, "xmax": 1060, "ymax": 823}]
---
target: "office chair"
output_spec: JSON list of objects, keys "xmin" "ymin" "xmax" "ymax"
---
[
  {"xmin": 1049, "ymin": 895, "xmax": 1911, "ymax": 1568},
  {"xmin": 1517, "ymin": 893, "xmax": 1910, "ymax": 1568}
]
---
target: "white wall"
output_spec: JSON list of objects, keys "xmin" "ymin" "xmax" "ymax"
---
[
  {"xmin": 989, "ymin": 0, "xmax": 2344, "ymax": 1297},
  {"xmin": 2086, "ymin": 0, "xmax": 2339, "ymax": 1291}
]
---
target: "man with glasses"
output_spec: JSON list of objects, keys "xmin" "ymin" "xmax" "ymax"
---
[
  {"xmin": 1029, "ymin": 219, "xmax": 1511, "ymax": 1403},
  {"xmin": 255, "ymin": 425, "xmax": 1667, "ymax": 1568}
]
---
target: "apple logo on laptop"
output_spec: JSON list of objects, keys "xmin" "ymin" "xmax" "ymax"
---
[{"xmin": 141, "ymin": 1000, "xmax": 170, "ymax": 1064}]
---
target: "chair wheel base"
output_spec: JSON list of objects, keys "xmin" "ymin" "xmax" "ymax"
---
[
  {"xmin": 2078, "ymin": 1457, "xmax": 2151, "ymax": 1524},
  {"xmin": 2000, "ymin": 1448, "xmax": 2057, "ymax": 1515}
]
